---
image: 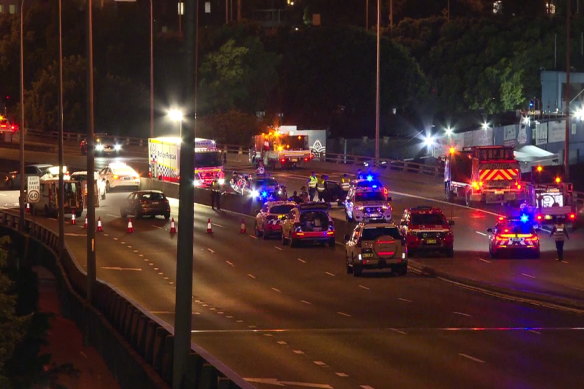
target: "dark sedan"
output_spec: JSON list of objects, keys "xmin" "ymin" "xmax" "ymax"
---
[{"xmin": 120, "ymin": 190, "xmax": 170, "ymax": 219}]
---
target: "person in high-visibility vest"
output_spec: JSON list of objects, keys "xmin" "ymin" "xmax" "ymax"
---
[
  {"xmin": 211, "ymin": 179, "xmax": 222, "ymax": 210},
  {"xmin": 307, "ymin": 172, "xmax": 318, "ymax": 201},
  {"xmin": 316, "ymin": 175, "xmax": 326, "ymax": 202},
  {"xmin": 550, "ymin": 220, "xmax": 569, "ymax": 261},
  {"xmin": 340, "ymin": 173, "xmax": 351, "ymax": 201}
]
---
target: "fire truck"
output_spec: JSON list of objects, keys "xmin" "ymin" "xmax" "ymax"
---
[
  {"xmin": 0, "ymin": 115, "xmax": 18, "ymax": 134},
  {"xmin": 250, "ymin": 128, "xmax": 312, "ymax": 169},
  {"xmin": 525, "ymin": 165, "xmax": 577, "ymax": 225},
  {"xmin": 444, "ymin": 146, "xmax": 526, "ymax": 206},
  {"xmin": 148, "ymin": 137, "xmax": 225, "ymax": 187}
]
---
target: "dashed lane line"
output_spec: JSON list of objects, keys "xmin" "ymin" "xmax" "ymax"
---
[
  {"xmin": 358, "ymin": 285, "xmax": 370, "ymax": 290},
  {"xmin": 475, "ymin": 231, "xmax": 488, "ymax": 237},
  {"xmin": 247, "ymin": 274, "xmax": 256, "ymax": 279},
  {"xmin": 225, "ymin": 260, "xmax": 235, "ymax": 267},
  {"xmin": 453, "ymin": 311, "xmax": 472, "ymax": 317},
  {"xmin": 478, "ymin": 257, "xmax": 492, "ymax": 263},
  {"xmin": 325, "ymin": 272, "xmax": 335, "ymax": 277},
  {"xmin": 297, "ymin": 258, "xmax": 307, "ymax": 263},
  {"xmin": 521, "ymin": 273, "xmax": 536, "ymax": 279},
  {"xmin": 390, "ymin": 328, "xmax": 407, "ymax": 335},
  {"xmin": 271, "ymin": 287, "xmax": 282, "ymax": 293},
  {"xmin": 335, "ymin": 373, "xmax": 349, "ymax": 378},
  {"xmin": 274, "ymin": 246, "xmax": 283, "ymax": 251},
  {"xmin": 301, "ymin": 300, "xmax": 312, "ymax": 305},
  {"xmin": 459, "ymin": 353, "xmax": 485, "ymax": 363},
  {"xmin": 397, "ymin": 297, "xmax": 412, "ymax": 303},
  {"xmin": 337, "ymin": 311, "xmax": 351, "ymax": 317},
  {"xmin": 207, "ymin": 248, "xmax": 215, "ymax": 253}
]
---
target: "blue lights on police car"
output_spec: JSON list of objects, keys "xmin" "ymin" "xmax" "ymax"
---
[
  {"xmin": 366, "ymin": 175, "xmax": 373, "ymax": 182},
  {"xmin": 520, "ymin": 214, "xmax": 529, "ymax": 223}
]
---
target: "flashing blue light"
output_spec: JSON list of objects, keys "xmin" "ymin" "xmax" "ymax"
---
[
  {"xmin": 520, "ymin": 214, "xmax": 529, "ymax": 223},
  {"xmin": 261, "ymin": 191, "xmax": 268, "ymax": 198},
  {"xmin": 372, "ymin": 185, "xmax": 378, "ymax": 189},
  {"xmin": 366, "ymin": 175, "xmax": 373, "ymax": 182}
]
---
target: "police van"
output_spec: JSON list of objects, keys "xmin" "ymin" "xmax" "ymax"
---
[{"xmin": 344, "ymin": 178, "xmax": 392, "ymax": 223}]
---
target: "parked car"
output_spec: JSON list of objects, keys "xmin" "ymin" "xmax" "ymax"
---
[
  {"xmin": 9, "ymin": 164, "xmax": 53, "ymax": 189},
  {"xmin": 98, "ymin": 163, "xmax": 140, "ymax": 192},
  {"xmin": 487, "ymin": 216, "xmax": 540, "ymax": 259},
  {"xmin": 254, "ymin": 201, "xmax": 297, "ymax": 239},
  {"xmin": 120, "ymin": 190, "xmax": 170, "ymax": 219},
  {"xmin": 281, "ymin": 202, "xmax": 335, "ymax": 247},
  {"xmin": 399, "ymin": 206, "xmax": 454, "ymax": 257},
  {"xmin": 345, "ymin": 222, "xmax": 407, "ymax": 276},
  {"xmin": 71, "ymin": 171, "xmax": 107, "ymax": 201}
]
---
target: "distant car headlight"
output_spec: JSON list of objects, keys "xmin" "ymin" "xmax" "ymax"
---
[
  {"xmin": 114, "ymin": 144, "xmax": 122, "ymax": 151},
  {"xmin": 95, "ymin": 144, "xmax": 104, "ymax": 151},
  {"xmin": 218, "ymin": 178, "xmax": 225, "ymax": 185},
  {"xmin": 193, "ymin": 179, "xmax": 202, "ymax": 187},
  {"xmin": 251, "ymin": 189, "xmax": 260, "ymax": 198}
]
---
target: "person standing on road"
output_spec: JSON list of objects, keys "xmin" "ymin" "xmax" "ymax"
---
[
  {"xmin": 307, "ymin": 172, "xmax": 318, "ymax": 201},
  {"xmin": 299, "ymin": 186, "xmax": 309, "ymax": 203},
  {"xmin": 550, "ymin": 220, "xmax": 569, "ymax": 261},
  {"xmin": 211, "ymin": 179, "xmax": 222, "ymax": 210},
  {"xmin": 340, "ymin": 173, "xmax": 351, "ymax": 201},
  {"xmin": 316, "ymin": 175, "xmax": 326, "ymax": 202}
]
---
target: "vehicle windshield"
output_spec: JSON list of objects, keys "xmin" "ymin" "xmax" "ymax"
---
[
  {"xmin": 411, "ymin": 213, "xmax": 446, "ymax": 225},
  {"xmin": 140, "ymin": 192, "xmax": 165, "ymax": 201},
  {"xmin": 355, "ymin": 191, "xmax": 386, "ymax": 202},
  {"xmin": 255, "ymin": 179, "xmax": 278, "ymax": 187},
  {"xmin": 362, "ymin": 227, "xmax": 402, "ymax": 241},
  {"xmin": 498, "ymin": 223, "xmax": 535, "ymax": 234},
  {"xmin": 194, "ymin": 152, "xmax": 222, "ymax": 168},
  {"xmin": 270, "ymin": 205, "xmax": 295, "ymax": 214}
]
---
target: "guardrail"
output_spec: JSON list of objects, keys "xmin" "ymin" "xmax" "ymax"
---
[
  {"xmin": 0, "ymin": 210, "xmax": 249, "ymax": 389},
  {"xmin": 24, "ymin": 129, "xmax": 147, "ymax": 147}
]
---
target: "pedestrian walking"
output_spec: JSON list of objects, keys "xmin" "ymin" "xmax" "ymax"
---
[
  {"xmin": 307, "ymin": 172, "xmax": 318, "ymax": 201},
  {"xmin": 550, "ymin": 220, "xmax": 569, "ymax": 261}
]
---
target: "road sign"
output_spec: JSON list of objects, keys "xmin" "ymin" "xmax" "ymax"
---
[{"xmin": 27, "ymin": 176, "xmax": 40, "ymax": 203}]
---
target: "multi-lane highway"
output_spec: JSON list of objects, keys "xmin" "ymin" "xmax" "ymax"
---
[{"xmin": 2, "ymin": 146, "xmax": 584, "ymax": 388}]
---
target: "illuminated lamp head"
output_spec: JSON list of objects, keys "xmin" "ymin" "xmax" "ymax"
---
[
  {"xmin": 366, "ymin": 175, "xmax": 373, "ymax": 182},
  {"xmin": 555, "ymin": 177, "xmax": 561, "ymax": 184},
  {"xmin": 261, "ymin": 191, "xmax": 268, "ymax": 198},
  {"xmin": 520, "ymin": 214, "xmax": 529, "ymax": 223},
  {"xmin": 449, "ymin": 147, "xmax": 456, "ymax": 155},
  {"xmin": 498, "ymin": 216, "xmax": 505, "ymax": 221},
  {"xmin": 536, "ymin": 166, "xmax": 543, "ymax": 173}
]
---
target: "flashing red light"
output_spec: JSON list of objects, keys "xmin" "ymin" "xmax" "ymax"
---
[
  {"xmin": 498, "ymin": 216, "xmax": 505, "ymax": 221},
  {"xmin": 569, "ymin": 213, "xmax": 576, "ymax": 220},
  {"xmin": 304, "ymin": 157, "xmax": 308, "ymax": 162},
  {"xmin": 504, "ymin": 229, "xmax": 509, "ymax": 233},
  {"xmin": 536, "ymin": 215, "xmax": 543, "ymax": 221},
  {"xmin": 280, "ymin": 158, "xmax": 286, "ymax": 163},
  {"xmin": 516, "ymin": 183, "xmax": 522, "ymax": 190}
]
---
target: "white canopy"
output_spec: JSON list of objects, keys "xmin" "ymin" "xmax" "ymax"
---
[{"xmin": 513, "ymin": 145, "xmax": 560, "ymax": 172}]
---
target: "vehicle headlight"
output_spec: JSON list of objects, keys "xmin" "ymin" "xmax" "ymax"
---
[
  {"xmin": 114, "ymin": 144, "xmax": 122, "ymax": 151},
  {"xmin": 278, "ymin": 189, "xmax": 282, "ymax": 195},
  {"xmin": 218, "ymin": 178, "xmax": 225, "ymax": 185},
  {"xmin": 356, "ymin": 206, "xmax": 364, "ymax": 211},
  {"xmin": 193, "ymin": 179, "xmax": 202, "ymax": 187},
  {"xmin": 251, "ymin": 190, "xmax": 260, "ymax": 197},
  {"xmin": 95, "ymin": 144, "xmax": 104, "ymax": 151}
]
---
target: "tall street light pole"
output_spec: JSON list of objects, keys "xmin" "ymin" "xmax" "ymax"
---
[
  {"xmin": 565, "ymin": 0, "xmax": 572, "ymax": 181},
  {"xmin": 172, "ymin": 0, "xmax": 196, "ymax": 385},
  {"xmin": 58, "ymin": 0, "xmax": 65, "ymax": 258},
  {"xmin": 86, "ymin": 0, "xmax": 96, "ymax": 305},
  {"xmin": 19, "ymin": 0, "xmax": 25, "ymax": 233},
  {"xmin": 375, "ymin": 0, "xmax": 380, "ymax": 165},
  {"xmin": 149, "ymin": 0, "xmax": 154, "ymax": 138}
]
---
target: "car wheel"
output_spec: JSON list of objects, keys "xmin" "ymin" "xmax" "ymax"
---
[
  {"xmin": 106, "ymin": 181, "xmax": 111, "ymax": 193},
  {"xmin": 255, "ymin": 222, "xmax": 263, "ymax": 237},
  {"xmin": 290, "ymin": 234, "xmax": 298, "ymax": 248},
  {"xmin": 121, "ymin": 209, "xmax": 127, "ymax": 218},
  {"xmin": 135, "ymin": 208, "xmax": 142, "ymax": 219},
  {"xmin": 533, "ymin": 250, "xmax": 541, "ymax": 259},
  {"xmin": 163, "ymin": 212, "xmax": 170, "ymax": 220},
  {"xmin": 445, "ymin": 248, "xmax": 454, "ymax": 258},
  {"xmin": 353, "ymin": 265, "xmax": 362, "ymax": 277},
  {"xmin": 489, "ymin": 249, "xmax": 497, "ymax": 259},
  {"xmin": 395, "ymin": 263, "xmax": 408, "ymax": 276},
  {"xmin": 328, "ymin": 238, "xmax": 335, "ymax": 248},
  {"xmin": 281, "ymin": 232, "xmax": 288, "ymax": 245}
]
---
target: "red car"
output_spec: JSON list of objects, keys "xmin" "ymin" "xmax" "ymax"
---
[
  {"xmin": 0, "ymin": 116, "xmax": 18, "ymax": 133},
  {"xmin": 254, "ymin": 201, "xmax": 296, "ymax": 239},
  {"xmin": 400, "ymin": 206, "xmax": 454, "ymax": 257}
]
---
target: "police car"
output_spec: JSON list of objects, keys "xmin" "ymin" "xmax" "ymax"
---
[
  {"xmin": 487, "ymin": 215, "xmax": 540, "ymax": 259},
  {"xmin": 254, "ymin": 201, "xmax": 297, "ymax": 239},
  {"xmin": 246, "ymin": 176, "xmax": 283, "ymax": 202},
  {"xmin": 344, "ymin": 177, "xmax": 392, "ymax": 223},
  {"xmin": 400, "ymin": 206, "xmax": 454, "ymax": 257}
]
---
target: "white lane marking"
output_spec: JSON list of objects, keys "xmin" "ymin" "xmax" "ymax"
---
[
  {"xmin": 390, "ymin": 328, "xmax": 407, "ymax": 335},
  {"xmin": 390, "ymin": 189, "xmax": 500, "ymax": 216},
  {"xmin": 277, "ymin": 340, "xmax": 287, "ymax": 345},
  {"xmin": 236, "ymin": 320, "xmax": 244, "ymax": 323},
  {"xmin": 336, "ymin": 372, "xmax": 349, "ymax": 377},
  {"xmin": 249, "ymin": 234, "xmax": 258, "ymax": 239},
  {"xmin": 107, "ymin": 213, "xmax": 118, "ymax": 218},
  {"xmin": 133, "ymin": 250, "xmax": 139, "ymax": 253},
  {"xmin": 271, "ymin": 287, "xmax": 282, "ymax": 293},
  {"xmin": 121, "ymin": 241, "xmax": 126, "ymax": 244},
  {"xmin": 153, "ymin": 225, "xmax": 165, "ymax": 230},
  {"xmin": 248, "ymin": 325, "xmax": 256, "ymax": 329},
  {"xmin": 65, "ymin": 233, "xmax": 86, "ymax": 237},
  {"xmin": 139, "ymin": 254, "xmax": 144, "ymax": 257},
  {"xmin": 475, "ymin": 231, "xmax": 488, "ymax": 237},
  {"xmin": 478, "ymin": 258, "xmax": 491, "ymax": 263},
  {"xmin": 297, "ymin": 258, "xmax": 307, "ymax": 263},
  {"xmin": 358, "ymin": 284, "xmax": 370, "ymax": 290},
  {"xmin": 127, "ymin": 245, "xmax": 133, "ymax": 248},
  {"xmin": 212, "ymin": 223, "xmax": 224, "ymax": 228},
  {"xmin": 459, "ymin": 353, "xmax": 485, "ymax": 363},
  {"xmin": 293, "ymin": 350, "xmax": 304, "ymax": 354},
  {"xmin": 301, "ymin": 300, "xmax": 312, "ymax": 305},
  {"xmin": 207, "ymin": 248, "xmax": 215, "ymax": 253},
  {"xmin": 360, "ymin": 386, "xmax": 375, "ymax": 389},
  {"xmin": 528, "ymin": 330, "xmax": 542, "ymax": 335},
  {"xmin": 313, "ymin": 361, "xmax": 327, "ymax": 366},
  {"xmin": 274, "ymin": 246, "xmax": 283, "ymax": 251},
  {"xmin": 113, "ymin": 237, "xmax": 118, "ymax": 240},
  {"xmin": 337, "ymin": 311, "xmax": 351, "ymax": 317},
  {"xmin": 453, "ymin": 311, "xmax": 472, "ymax": 317},
  {"xmin": 325, "ymin": 272, "xmax": 335, "ymax": 277},
  {"xmin": 226, "ymin": 315, "xmax": 233, "ymax": 319},
  {"xmin": 247, "ymin": 274, "xmax": 256, "ymax": 279},
  {"xmin": 521, "ymin": 273, "xmax": 536, "ymax": 279},
  {"xmin": 397, "ymin": 297, "xmax": 412, "ymax": 303},
  {"xmin": 225, "ymin": 260, "xmax": 235, "ymax": 267},
  {"xmin": 103, "ymin": 233, "xmax": 109, "ymax": 237},
  {"xmin": 100, "ymin": 266, "xmax": 142, "ymax": 271},
  {"xmin": 264, "ymin": 333, "xmax": 273, "ymax": 337},
  {"xmin": 244, "ymin": 378, "xmax": 333, "ymax": 389},
  {"xmin": 154, "ymin": 267, "xmax": 159, "ymax": 271}
]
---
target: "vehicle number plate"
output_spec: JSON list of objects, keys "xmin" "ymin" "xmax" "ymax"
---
[
  {"xmin": 362, "ymin": 253, "xmax": 374, "ymax": 258},
  {"xmin": 495, "ymin": 190, "xmax": 504, "ymax": 195},
  {"xmin": 124, "ymin": 176, "xmax": 132, "ymax": 180},
  {"xmin": 426, "ymin": 239, "xmax": 437, "ymax": 244},
  {"xmin": 291, "ymin": 158, "xmax": 298, "ymax": 162}
]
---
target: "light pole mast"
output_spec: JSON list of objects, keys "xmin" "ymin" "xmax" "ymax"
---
[
  {"xmin": 19, "ymin": 0, "xmax": 25, "ymax": 233},
  {"xmin": 565, "ymin": 0, "xmax": 572, "ymax": 181},
  {"xmin": 58, "ymin": 0, "xmax": 65, "ymax": 258},
  {"xmin": 375, "ymin": 0, "xmax": 380, "ymax": 164},
  {"xmin": 149, "ymin": 0, "xmax": 154, "ymax": 138},
  {"xmin": 86, "ymin": 0, "xmax": 96, "ymax": 305}
]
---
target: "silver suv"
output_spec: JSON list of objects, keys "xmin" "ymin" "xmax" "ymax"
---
[{"xmin": 345, "ymin": 222, "xmax": 407, "ymax": 277}]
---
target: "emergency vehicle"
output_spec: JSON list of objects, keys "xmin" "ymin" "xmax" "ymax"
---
[
  {"xmin": 32, "ymin": 176, "xmax": 84, "ymax": 218},
  {"xmin": 487, "ymin": 216, "xmax": 540, "ymax": 259},
  {"xmin": 0, "ymin": 115, "xmax": 18, "ymax": 134},
  {"xmin": 254, "ymin": 201, "xmax": 297, "ymax": 239},
  {"xmin": 445, "ymin": 146, "xmax": 526, "ymax": 206},
  {"xmin": 250, "ymin": 128, "xmax": 312, "ymax": 169},
  {"xmin": 399, "ymin": 206, "xmax": 454, "ymax": 257},
  {"xmin": 148, "ymin": 137, "xmax": 224, "ymax": 187},
  {"xmin": 344, "ymin": 177, "xmax": 392, "ymax": 223},
  {"xmin": 525, "ymin": 165, "xmax": 577, "ymax": 226}
]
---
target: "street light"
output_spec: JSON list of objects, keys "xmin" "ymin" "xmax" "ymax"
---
[
  {"xmin": 168, "ymin": 108, "xmax": 184, "ymax": 138},
  {"xmin": 481, "ymin": 121, "xmax": 490, "ymax": 130},
  {"xmin": 444, "ymin": 126, "xmax": 453, "ymax": 136},
  {"xmin": 573, "ymin": 106, "xmax": 584, "ymax": 121}
]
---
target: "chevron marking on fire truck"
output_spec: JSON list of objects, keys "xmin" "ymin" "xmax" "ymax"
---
[{"xmin": 479, "ymin": 169, "xmax": 518, "ymax": 181}]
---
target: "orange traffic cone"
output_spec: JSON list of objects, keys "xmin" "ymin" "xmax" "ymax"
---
[
  {"xmin": 97, "ymin": 217, "xmax": 103, "ymax": 232},
  {"xmin": 207, "ymin": 218, "xmax": 213, "ymax": 234},
  {"xmin": 240, "ymin": 219, "xmax": 246, "ymax": 234},
  {"xmin": 127, "ymin": 218, "xmax": 134, "ymax": 233},
  {"xmin": 25, "ymin": 203, "xmax": 31, "ymax": 214},
  {"xmin": 83, "ymin": 217, "xmax": 88, "ymax": 229},
  {"xmin": 71, "ymin": 212, "xmax": 76, "ymax": 225},
  {"xmin": 170, "ymin": 218, "xmax": 176, "ymax": 234}
]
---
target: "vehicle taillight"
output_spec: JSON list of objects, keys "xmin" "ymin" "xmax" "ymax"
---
[
  {"xmin": 536, "ymin": 215, "xmax": 543, "ymax": 221},
  {"xmin": 280, "ymin": 158, "xmax": 286, "ymax": 163},
  {"xmin": 516, "ymin": 182, "xmax": 522, "ymax": 190},
  {"xmin": 525, "ymin": 235, "xmax": 538, "ymax": 242},
  {"xmin": 569, "ymin": 213, "xmax": 576, "ymax": 220},
  {"xmin": 471, "ymin": 181, "xmax": 479, "ymax": 190},
  {"xmin": 304, "ymin": 157, "xmax": 308, "ymax": 162}
]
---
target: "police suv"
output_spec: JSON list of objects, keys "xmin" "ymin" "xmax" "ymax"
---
[{"xmin": 344, "ymin": 178, "xmax": 392, "ymax": 223}]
